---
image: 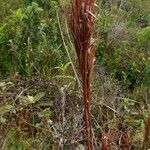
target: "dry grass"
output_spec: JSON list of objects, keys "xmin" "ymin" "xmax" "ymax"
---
[{"xmin": 66, "ymin": 0, "xmax": 97, "ymax": 149}]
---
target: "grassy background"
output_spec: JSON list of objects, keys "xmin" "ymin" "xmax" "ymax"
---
[{"xmin": 0, "ymin": 0, "xmax": 150, "ymax": 149}]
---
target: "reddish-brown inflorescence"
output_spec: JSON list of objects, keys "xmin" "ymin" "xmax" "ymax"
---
[
  {"xmin": 142, "ymin": 116, "xmax": 150, "ymax": 150},
  {"xmin": 67, "ymin": 0, "xmax": 96, "ymax": 149}
]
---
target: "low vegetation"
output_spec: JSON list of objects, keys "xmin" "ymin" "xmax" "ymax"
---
[{"xmin": 0, "ymin": 0, "xmax": 150, "ymax": 149}]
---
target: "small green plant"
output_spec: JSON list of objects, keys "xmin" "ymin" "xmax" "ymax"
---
[
  {"xmin": 143, "ymin": 59, "xmax": 150, "ymax": 86},
  {"xmin": 3, "ymin": 128, "xmax": 31, "ymax": 150}
]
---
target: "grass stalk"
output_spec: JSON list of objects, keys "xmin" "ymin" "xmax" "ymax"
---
[
  {"xmin": 66, "ymin": 0, "xmax": 96, "ymax": 149},
  {"xmin": 142, "ymin": 116, "xmax": 150, "ymax": 150}
]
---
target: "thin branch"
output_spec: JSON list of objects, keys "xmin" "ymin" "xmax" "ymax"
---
[{"xmin": 56, "ymin": 11, "xmax": 82, "ymax": 89}]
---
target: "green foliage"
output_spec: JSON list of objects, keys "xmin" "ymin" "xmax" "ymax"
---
[
  {"xmin": 4, "ymin": 129, "xmax": 31, "ymax": 150},
  {"xmin": 0, "ymin": 1, "xmax": 63, "ymax": 75},
  {"xmin": 96, "ymin": 1, "xmax": 150, "ymax": 88},
  {"xmin": 137, "ymin": 26, "xmax": 150, "ymax": 43},
  {"xmin": 20, "ymin": 92, "xmax": 45, "ymax": 105},
  {"xmin": 143, "ymin": 60, "xmax": 150, "ymax": 85},
  {"xmin": 0, "ymin": 78, "xmax": 53, "ymax": 149}
]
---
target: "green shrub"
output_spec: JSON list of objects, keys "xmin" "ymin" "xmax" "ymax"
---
[{"xmin": 0, "ymin": 1, "xmax": 63, "ymax": 76}]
